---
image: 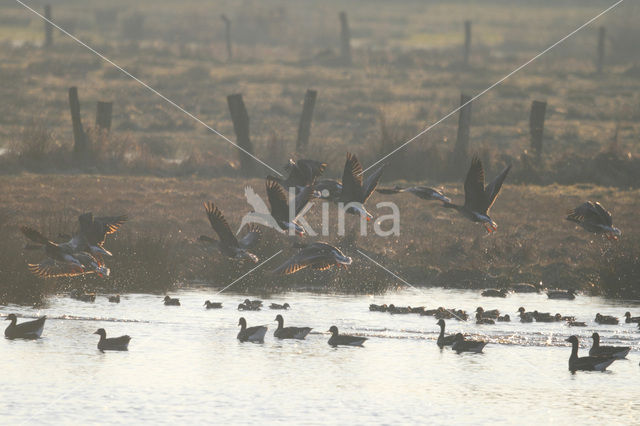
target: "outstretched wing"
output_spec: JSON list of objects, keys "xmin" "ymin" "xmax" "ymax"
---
[
  {"xmin": 567, "ymin": 201, "xmax": 609, "ymax": 226},
  {"xmin": 484, "ymin": 164, "xmax": 511, "ymax": 213},
  {"xmin": 362, "ymin": 164, "xmax": 385, "ymax": 203},
  {"xmin": 79, "ymin": 212, "xmax": 127, "ymax": 246},
  {"xmin": 294, "ymin": 185, "xmax": 315, "ymax": 218},
  {"xmin": 27, "ymin": 259, "xmax": 85, "ymax": 278},
  {"xmin": 592, "ymin": 201, "xmax": 613, "ymax": 226},
  {"xmin": 20, "ymin": 226, "xmax": 53, "ymax": 245},
  {"xmin": 244, "ymin": 186, "xmax": 271, "ymax": 214},
  {"xmin": 340, "ymin": 152, "xmax": 364, "ymax": 203},
  {"xmin": 204, "ymin": 202, "xmax": 239, "ymax": 247},
  {"xmin": 238, "ymin": 224, "xmax": 260, "ymax": 249},
  {"xmin": 266, "ymin": 176, "xmax": 290, "ymax": 222},
  {"xmin": 463, "ymin": 156, "xmax": 486, "ymax": 213}
]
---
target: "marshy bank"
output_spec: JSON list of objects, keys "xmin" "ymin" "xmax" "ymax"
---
[{"xmin": 0, "ymin": 174, "xmax": 637, "ymax": 306}]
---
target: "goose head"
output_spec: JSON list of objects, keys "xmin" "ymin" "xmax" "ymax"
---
[
  {"xmin": 517, "ymin": 307, "xmax": 526, "ymax": 314},
  {"xmin": 274, "ymin": 314, "xmax": 284, "ymax": 325},
  {"xmin": 436, "ymin": 319, "xmax": 445, "ymax": 328},
  {"xmin": 345, "ymin": 203, "xmax": 373, "ymax": 221},
  {"xmin": 565, "ymin": 335, "xmax": 579, "ymax": 345},
  {"xmin": 238, "ymin": 317, "xmax": 247, "ymax": 329},
  {"xmin": 475, "ymin": 307, "xmax": 484, "ymax": 314},
  {"xmin": 591, "ymin": 332, "xmax": 600, "ymax": 343},
  {"xmin": 5, "ymin": 313, "xmax": 17, "ymax": 323},
  {"xmin": 282, "ymin": 303, "xmax": 290, "ymax": 309},
  {"xmin": 328, "ymin": 325, "xmax": 339, "ymax": 335},
  {"xmin": 163, "ymin": 296, "xmax": 172, "ymax": 302},
  {"xmin": 93, "ymin": 328, "xmax": 107, "ymax": 338}
]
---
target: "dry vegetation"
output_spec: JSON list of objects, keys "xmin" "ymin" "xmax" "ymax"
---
[{"xmin": 0, "ymin": 1, "xmax": 638, "ymax": 304}]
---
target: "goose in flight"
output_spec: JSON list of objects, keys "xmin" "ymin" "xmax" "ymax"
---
[
  {"xmin": 271, "ymin": 242, "xmax": 352, "ymax": 275},
  {"xmin": 377, "ymin": 185, "xmax": 451, "ymax": 203},
  {"xmin": 339, "ymin": 152, "xmax": 385, "ymax": 221},
  {"xmin": 200, "ymin": 202, "xmax": 259, "ymax": 263},
  {"xmin": 443, "ymin": 156, "xmax": 511, "ymax": 233},
  {"xmin": 278, "ymin": 158, "xmax": 327, "ymax": 193},
  {"xmin": 566, "ymin": 201, "xmax": 621, "ymax": 240},
  {"xmin": 20, "ymin": 227, "xmax": 109, "ymax": 278},
  {"xmin": 77, "ymin": 212, "xmax": 127, "ymax": 257},
  {"xmin": 265, "ymin": 176, "xmax": 315, "ymax": 235}
]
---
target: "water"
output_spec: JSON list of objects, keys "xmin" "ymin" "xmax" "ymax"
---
[{"xmin": 2, "ymin": 288, "xmax": 639, "ymax": 424}]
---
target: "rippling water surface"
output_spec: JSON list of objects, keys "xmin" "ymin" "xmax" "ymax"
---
[{"xmin": 3, "ymin": 288, "xmax": 640, "ymax": 424}]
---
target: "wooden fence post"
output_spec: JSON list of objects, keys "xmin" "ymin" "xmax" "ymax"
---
[
  {"xmin": 95, "ymin": 101, "xmax": 113, "ymax": 131},
  {"xmin": 453, "ymin": 93, "xmax": 472, "ymax": 168},
  {"xmin": 529, "ymin": 100, "xmax": 547, "ymax": 157},
  {"xmin": 227, "ymin": 94, "xmax": 254, "ymax": 175},
  {"xmin": 44, "ymin": 5, "xmax": 53, "ymax": 47},
  {"xmin": 596, "ymin": 26, "xmax": 605, "ymax": 75},
  {"xmin": 463, "ymin": 20, "xmax": 471, "ymax": 66},
  {"xmin": 221, "ymin": 14, "xmax": 232, "ymax": 62},
  {"xmin": 339, "ymin": 12, "xmax": 352, "ymax": 66},
  {"xmin": 296, "ymin": 89, "xmax": 317, "ymax": 150},
  {"xmin": 68, "ymin": 87, "xmax": 89, "ymax": 158}
]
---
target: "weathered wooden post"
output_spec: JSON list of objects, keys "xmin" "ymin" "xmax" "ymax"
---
[
  {"xmin": 463, "ymin": 20, "xmax": 471, "ymax": 66},
  {"xmin": 68, "ymin": 87, "xmax": 89, "ymax": 158},
  {"xmin": 44, "ymin": 4, "xmax": 53, "ymax": 47},
  {"xmin": 453, "ymin": 93, "xmax": 472, "ymax": 169},
  {"xmin": 95, "ymin": 101, "xmax": 113, "ymax": 131},
  {"xmin": 529, "ymin": 100, "xmax": 547, "ymax": 157},
  {"xmin": 596, "ymin": 26, "xmax": 605, "ymax": 75},
  {"xmin": 296, "ymin": 89, "xmax": 318, "ymax": 150},
  {"xmin": 227, "ymin": 94, "xmax": 254, "ymax": 175},
  {"xmin": 221, "ymin": 14, "xmax": 232, "ymax": 62},
  {"xmin": 339, "ymin": 12, "xmax": 352, "ymax": 66}
]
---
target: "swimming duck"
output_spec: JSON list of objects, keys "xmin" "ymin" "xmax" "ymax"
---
[
  {"xmin": 265, "ymin": 176, "xmax": 315, "ymax": 235},
  {"xmin": 107, "ymin": 295, "xmax": 120, "ymax": 303},
  {"xmin": 511, "ymin": 282, "xmax": 542, "ymax": 293},
  {"xmin": 436, "ymin": 319, "xmax": 457, "ymax": 348},
  {"xmin": 533, "ymin": 311, "xmax": 556, "ymax": 323},
  {"xmin": 566, "ymin": 201, "xmax": 621, "ymax": 240},
  {"xmin": 376, "ymin": 185, "xmax": 450, "ymax": 203},
  {"xmin": 200, "ymin": 202, "xmax": 260, "ymax": 263},
  {"xmin": 475, "ymin": 312, "xmax": 495, "ymax": 325},
  {"xmin": 70, "ymin": 290, "xmax": 96, "ymax": 303},
  {"xmin": 163, "ymin": 296, "xmax": 180, "ymax": 306},
  {"xmin": 481, "ymin": 289, "xmax": 507, "ymax": 298},
  {"xmin": 566, "ymin": 335, "xmax": 616, "ymax": 372},
  {"xmin": 475, "ymin": 307, "xmax": 499, "ymax": 319},
  {"xmin": 589, "ymin": 332, "xmax": 630, "ymax": 359},
  {"xmin": 274, "ymin": 315, "xmax": 312, "ymax": 340},
  {"xmin": 327, "ymin": 325, "xmax": 367, "ymax": 347},
  {"xmin": 624, "ymin": 312, "xmax": 640, "ymax": 323},
  {"xmin": 595, "ymin": 313, "xmax": 618, "ymax": 325},
  {"xmin": 497, "ymin": 314, "xmax": 511, "ymax": 322},
  {"xmin": 389, "ymin": 305, "xmax": 412, "ymax": 315},
  {"xmin": 442, "ymin": 156, "xmax": 511, "ymax": 234},
  {"xmin": 547, "ymin": 289, "xmax": 576, "ymax": 300},
  {"xmin": 338, "ymin": 152, "xmax": 385, "ymax": 221},
  {"xmin": 4, "ymin": 314, "xmax": 46, "ymax": 339},
  {"xmin": 238, "ymin": 301, "xmax": 261, "ymax": 311},
  {"xmin": 94, "ymin": 328, "xmax": 131, "ymax": 351},
  {"xmin": 271, "ymin": 242, "xmax": 352, "ymax": 275},
  {"xmin": 567, "ymin": 320, "xmax": 587, "ymax": 327},
  {"xmin": 204, "ymin": 300, "xmax": 223, "ymax": 309},
  {"xmin": 555, "ymin": 313, "xmax": 575, "ymax": 322},
  {"xmin": 369, "ymin": 304, "xmax": 388, "ymax": 312},
  {"xmin": 237, "ymin": 317, "xmax": 267, "ymax": 343},
  {"xmin": 517, "ymin": 307, "xmax": 534, "ymax": 323},
  {"xmin": 269, "ymin": 303, "xmax": 290, "ymax": 310},
  {"xmin": 451, "ymin": 333, "xmax": 486, "ymax": 353},
  {"xmin": 437, "ymin": 308, "xmax": 468, "ymax": 321}
]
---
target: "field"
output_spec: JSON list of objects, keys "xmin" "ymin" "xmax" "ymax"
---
[{"xmin": 0, "ymin": 0, "xmax": 639, "ymax": 304}]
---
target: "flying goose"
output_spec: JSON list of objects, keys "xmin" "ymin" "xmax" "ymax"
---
[
  {"xmin": 511, "ymin": 282, "xmax": 542, "ymax": 293},
  {"xmin": 20, "ymin": 227, "xmax": 109, "ymax": 278},
  {"xmin": 451, "ymin": 333, "xmax": 486, "ymax": 353},
  {"xmin": 271, "ymin": 242, "xmax": 352, "ymax": 275},
  {"xmin": 566, "ymin": 335, "xmax": 616, "ymax": 372},
  {"xmin": 481, "ymin": 289, "xmax": 507, "ymax": 298},
  {"xmin": 327, "ymin": 325, "xmax": 367, "ymax": 347},
  {"xmin": 237, "ymin": 317, "xmax": 267, "ymax": 343},
  {"xmin": 278, "ymin": 158, "xmax": 327, "ymax": 193},
  {"xmin": 265, "ymin": 176, "xmax": 315, "ymax": 235},
  {"xmin": 624, "ymin": 312, "xmax": 640, "ymax": 323},
  {"xmin": 339, "ymin": 152, "xmax": 385, "ymax": 221},
  {"xmin": 547, "ymin": 289, "xmax": 576, "ymax": 300},
  {"xmin": 595, "ymin": 313, "xmax": 618, "ymax": 325},
  {"xmin": 314, "ymin": 179, "xmax": 343, "ymax": 201},
  {"xmin": 274, "ymin": 315, "xmax": 312, "ymax": 339},
  {"xmin": 204, "ymin": 300, "xmax": 223, "ymax": 309},
  {"xmin": 377, "ymin": 185, "xmax": 451, "ymax": 203},
  {"xmin": 442, "ymin": 156, "xmax": 511, "ymax": 233},
  {"xmin": 566, "ymin": 201, "xmax": 621, "ymax": 240},
  {"xmin": 589, "ymin": 332, "xmax": 630, "ymax": 359},
  {"xmin": 269, "ymin": 303, "xmax": 290, "ymax": 310},
  {"xmin": 163, "ymin": 296, "xmax": 180, "ymax": 306},
  {"xmin": 94, "ymin": 328, "xmax": 131, "ymax": 351},
  {"xmin": 108, "ymin": 295, "xmax": 120, "ymax": 303},
  {"xmin": 4, "ymin": 314, "xmax": 46, "ymax": 339},
  {"xmin": 201, "ymin": 202, "xmax": 260, "ymax": 263},
  {"xmin": 436, "ymin": 319, "xmax": 457, "ymax": 348},
  {"xmin": 77, "ymin": 212, "xmax": 127, "ymax": 257}
]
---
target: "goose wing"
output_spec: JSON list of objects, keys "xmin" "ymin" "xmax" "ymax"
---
[
  {"xmin": 271, "ymin": 245, "xmax": 336, "ymax": 275},
  {"xmin": 204, "ymin": 202, "xmax": 239, "ymax": 248},
  {"xmin": 567, "ymin": 201, "xmax": 606, "ymax": 225},
  {"xmin": 340, "ymin": 152, "xmax": 364, "ymax": 203},
  {"xmin": 592, "ymin": 201, "xmax": 613, "ymax": 226},
  {"xmin": 27, "ymin": 258, "xmax": 85, "ymax": 278},
  {"xmin": 294, "ymin": 185, "xmax": 315, "ymax": 218},
  {"xmin": 362, "ymin": 164, "xmax": 385, "ymax": 203},
  {"xmin": 21, "ymin": 226, "xmax": 53, "ymax": 245},
  {"xmin": 463, "ymin": 156, "xmax": 487, "ymax": 213},
  {"xmin": 79, "ymin": 213, "xmax": 127, "ymax": 245},
  {"xmin": 13, "ymin": 316, "xmax": 46, "ymax": 334},
  {"xmin": 285, "ymin": 159, "xmax": 327, "ymax": 186},
  {"xmin": 484, "ymin": 164, "xmax": 511, "ymax": 212},
  {"xmin": 266, "ymin": 176, "xmax": 290, "ymax": 222},
  {"xmin": 237, "ymin": 224, "xmax": 260, "ymax": 249}
]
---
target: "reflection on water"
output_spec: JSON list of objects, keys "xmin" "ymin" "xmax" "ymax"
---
[{"xmin": 2, "ymin": 288, "xmax": 639, "ymax": 424}]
